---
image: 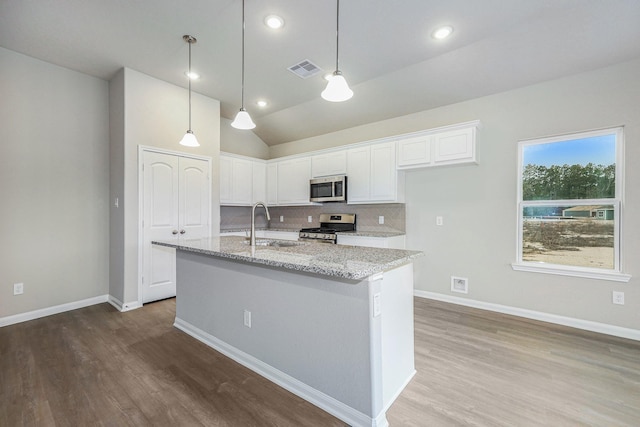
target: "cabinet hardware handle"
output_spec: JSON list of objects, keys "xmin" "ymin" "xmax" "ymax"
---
[
  {"xmin": 180, "ymin": 230, "xmax": 186, "ymax": 234},
  {"xmin": 172, "ymin": 230, "xmax": 179, "ymax": 235}
]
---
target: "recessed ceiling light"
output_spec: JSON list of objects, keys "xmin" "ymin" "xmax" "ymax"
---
[
  {"xmin": 185, "ymin": 71, "xmax": 200, "ymax": 80},
  {"xmin": 432, "ymin": 25, "xmax": 453, "ymax": 40},
  {"xmin": 256, "ymin": 100, "xmax": 268, "ymax": 108},
  {"xmin": 264, "ymin": 15, "xmax": 284, "ymax": 29}
]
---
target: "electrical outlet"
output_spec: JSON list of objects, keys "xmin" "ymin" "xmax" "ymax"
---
[
  {"xmin": 451, "ymin": 276, "xmax": 468, "ymax": 294},
  {"xmin": 280, "ymin": 215, "xmax": 284, "ymax": 222},
  {"xmin": 436, "ymin": 216, "xmax": 443, "ymax": 226},
  {"xmin": 378, "ymin": 216, "xmax": 384, "ymax": 225},
  {"xmin": 308, "ymin": 216, "xmax": 313, "ymax": 223},
  {"xmin": 114, "ymin": 197, "xmax": 119, "ymax": 208},
  {"xmin": 243, "ymin": 309, "xmax": 252, "ymax": 328},
  {"xmin": 612, "ymin": 291, "xmax": 625, "ymax": 305},
  {"xmin": 13, "ymin": 283, "xmax": 24, "ymax": 295}
]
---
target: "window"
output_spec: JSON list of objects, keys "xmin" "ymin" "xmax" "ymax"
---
[{"xmin": 513, "ymin": 127, "xmax": 630, "ymax": 282}]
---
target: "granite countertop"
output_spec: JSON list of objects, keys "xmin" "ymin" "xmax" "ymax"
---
[{"xmin": 153, "ymin": 236, "xmax": 422, "ymax": 281}]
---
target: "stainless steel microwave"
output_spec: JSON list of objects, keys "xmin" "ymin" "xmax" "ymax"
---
[{"xmin": 310, "ymin": 175, "xmax": 347, "ymax": 203}]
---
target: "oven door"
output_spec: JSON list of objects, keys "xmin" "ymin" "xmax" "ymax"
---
[{"xmin": 310, "ymin": 181, "xmax": 335, "ymax": 201}]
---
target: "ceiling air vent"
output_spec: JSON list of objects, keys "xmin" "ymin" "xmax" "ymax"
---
[{"xmin": 288, "ymin": 59, "xmax": 323, "ymax": 79}]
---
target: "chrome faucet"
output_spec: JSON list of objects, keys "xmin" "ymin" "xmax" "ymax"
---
[{"xmin": 250, "ymin": 201, "xmax": 271, "ymax": 246}]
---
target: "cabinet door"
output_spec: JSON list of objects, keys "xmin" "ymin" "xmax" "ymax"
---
[
  {"xmin": 277, "ymin": 157, "xmax": 312, "ymax": 204},
  {"xmin": 231, "ymin": 158, "xmax": 253, "ymax": 205},
  {"xmin": 219, "ymin": 155, "xmax": 233, "ymax": 204},
  {"xmin": 266, "ymin": 163, "xmax": 278, "ymax": 205},
  {"xmin": 346, "ymin": 146, "xmax": 371, "ymax": 202},
  {"xmin": 252, "ymin": 161, "xmax": 266, "ymax": 204},
  {"xmin": 337, "ymin": 234, "xmax": 406, "ymax": 249},
  {"xmin": 433, "ymin": 127, "xmax": 475, "ymax": 164},
  {"xmin": 312, "ymin": 151, "xmax": 347, "ymax": 177},
  {"xmin": 397, "ymin": 135, "xmax": 431, "ymax": 168},
  {"xmin": 370, "ymin": 142, "xmax": 397, "ymax": 201}
]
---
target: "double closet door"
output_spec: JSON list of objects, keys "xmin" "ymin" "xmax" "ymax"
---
[{"xmin": 142, "ymin": 150, "xmax": 210, "ymax": 303}]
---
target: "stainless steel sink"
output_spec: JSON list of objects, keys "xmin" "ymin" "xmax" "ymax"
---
[{"xmin": 243, "ymin": 239, "xmax": 304, "ymax": 247}]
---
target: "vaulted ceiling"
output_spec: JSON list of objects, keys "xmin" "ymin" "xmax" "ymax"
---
[{"xmin": 2, "ymin": 0, "xmax": 640, "ymax": 145}]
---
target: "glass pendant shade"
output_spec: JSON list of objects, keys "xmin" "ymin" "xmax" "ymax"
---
[
  {"xmin": 231, "ymin": 108, "xmax": 256, "ymax": 130},
  {"xmin": 321, "ymin": 71, "xmax": 353, "ymax": 102},
  {"xmin": 179, "ymin": 130, "xmax": 199, "ymax": 147}
]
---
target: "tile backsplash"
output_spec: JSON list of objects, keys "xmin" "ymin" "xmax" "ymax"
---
[{"xmin": 220, "ymin": 203, "xmax": 405, "ymax": 232}]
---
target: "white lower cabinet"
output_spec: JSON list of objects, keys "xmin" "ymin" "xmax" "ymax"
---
[{"xmin": 337, "ymin": 234, "xmax": 406, "ymax": 249}]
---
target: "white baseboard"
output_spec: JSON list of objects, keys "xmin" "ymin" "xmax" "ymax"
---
[
  {"xmin": 415, "ymin": 290, "xmax": 640, "ymax": 341},
  {"xmin": 174, "ymin": 317, "xmax": 383, "ymax": 427},
  {"xmin": 0, "ymin": 294, "xmax": 109, "ymax": 327},
  {"xmin": 107, "ymin": 295, "xmax": 142, "ymax": 312}
]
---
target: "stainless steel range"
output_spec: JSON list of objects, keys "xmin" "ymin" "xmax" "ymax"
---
[{"xmin": 299, "ymin": 213, "xmax": 356, "ymax": 244}]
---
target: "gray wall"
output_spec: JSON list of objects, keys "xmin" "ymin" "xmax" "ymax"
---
[
  {"xmin": 220, "ymin": 117, "xmax": 270, "ymax": 160},
  {"xmin": 0, "ymin": 47, "xmax": 110, "ymax": 317},
  {"xmin": 110, "ymin": 68, "xmax": 221, "ymax": 306},
  {"xmin": 267, "ymin": 59, "xmax": 640, "ymax": 331}
]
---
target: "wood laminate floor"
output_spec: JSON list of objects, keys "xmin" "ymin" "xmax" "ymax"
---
[{"xmin": 1, "ymin": 297, "xmax": 639, "ymax": 426}]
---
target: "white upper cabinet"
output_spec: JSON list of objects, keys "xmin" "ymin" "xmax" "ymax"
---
[
  {"xmin": 311, "ymin": 151, "xmax": 347, "ymax": 177},
  {"xmin": 252, "ymin": 161, "xmax": 267, "ymax": 204},
  {"xmin": 347, "ymin": 141, "xmax": 403, "ymax": 204},
  {"xmin": 370, "ymin": 142, "xmax": 398, "ymax": 201},
  {"xmin": 396, "ymin": 121, "xmax": 479, "ymax": 169},
  {"xmin": 266, "ymin": 163, "xmax": 278, "ymax": 205},
  {"xmin": 275, "ymin": 157, "xmax": 314, "ymax": 205},
  {"xmin": 220, "ymin": 153, "xmax": 266, "ymax": 206},
  {"xmin": 219, "ymin": 155, "xmax": 233, "ymax": 204},
  {"xmin": 433, "ymin": 126, "xmax": 476, "ymax": 165},
  {"xmin": 397, "ymin": 135, "xmax": 431, "ymax": 167},
  {"xmin": 346, "ymin": 146, "xmax": 371, "ymax": 203}
]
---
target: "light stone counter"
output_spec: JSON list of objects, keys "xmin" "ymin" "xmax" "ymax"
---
[{"xmin": 153, "ymin": 235, "xmax": 421, "ymax": 280}]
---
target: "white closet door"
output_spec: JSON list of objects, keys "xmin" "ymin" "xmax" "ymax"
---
[
  {"xmin": 142, "ymin": 152, "xmax": 210, "ymax": 304},
  {"xmin": 179, "ymin": 157, "xmax": 209, "ymax": 239},
  {"xmin": 143, "ymin": 152, "xmax": 179, "ymax": 303}
]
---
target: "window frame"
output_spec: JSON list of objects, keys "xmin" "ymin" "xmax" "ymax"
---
[{"xmin": 512, "ymin": 126, "xmax": 630, "ymax": 282}]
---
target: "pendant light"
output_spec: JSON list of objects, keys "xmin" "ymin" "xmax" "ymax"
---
[
  {"xmin": 321, "ymin": 0, "xmax": 353, "ymax": 102},
  {"xmin": 231, "ymin": 0, "xmax": 256, "ymax": 130},
  {"xmin": 179, "ymin": 35, "xmax": 200, "ymax": 147}
]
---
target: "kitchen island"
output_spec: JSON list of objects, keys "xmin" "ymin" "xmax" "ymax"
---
[{"xmin": 153, "ymin": 236, "xmax": 422, "ymax": 427}]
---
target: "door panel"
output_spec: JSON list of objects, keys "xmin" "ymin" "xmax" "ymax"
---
[
  {"xmin": 143, "ymin": 152, "xmax": 179, "ymax": 303},
  {"xmin": 180, "ymin": 157, "xmax": 209, "ymax": 237}
]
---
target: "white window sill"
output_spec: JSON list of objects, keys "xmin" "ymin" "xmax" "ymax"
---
[{"xmin": 511, "ymin": 262, "xmax": 631, "ymax": 283}]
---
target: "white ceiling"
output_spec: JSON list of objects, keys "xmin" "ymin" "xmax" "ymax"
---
[{"xmin": 2, "ymin": 0, "xmax": 640, "ymax": 146}]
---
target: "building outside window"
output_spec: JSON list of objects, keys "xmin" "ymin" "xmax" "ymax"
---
[{"xmin": 512, "ymin": 126, "xmax": 630, "ymax": 282}]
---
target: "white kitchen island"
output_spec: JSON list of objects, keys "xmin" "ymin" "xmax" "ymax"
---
[{"xmin": 153, "ymin": 236, "xmax": 423, "ymax": 427}]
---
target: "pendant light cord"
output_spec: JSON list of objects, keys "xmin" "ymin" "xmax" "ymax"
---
[
  {"xmin": 241, "ymin": 0, "xmax": 246, "ymax": 109},
  {"xmin": 335, "ymin": 0, "xmax": 340, "ymax": 72},
  {"xmin": 188, "ymin": 38, "xmax": 192, "ymax": 130}
]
